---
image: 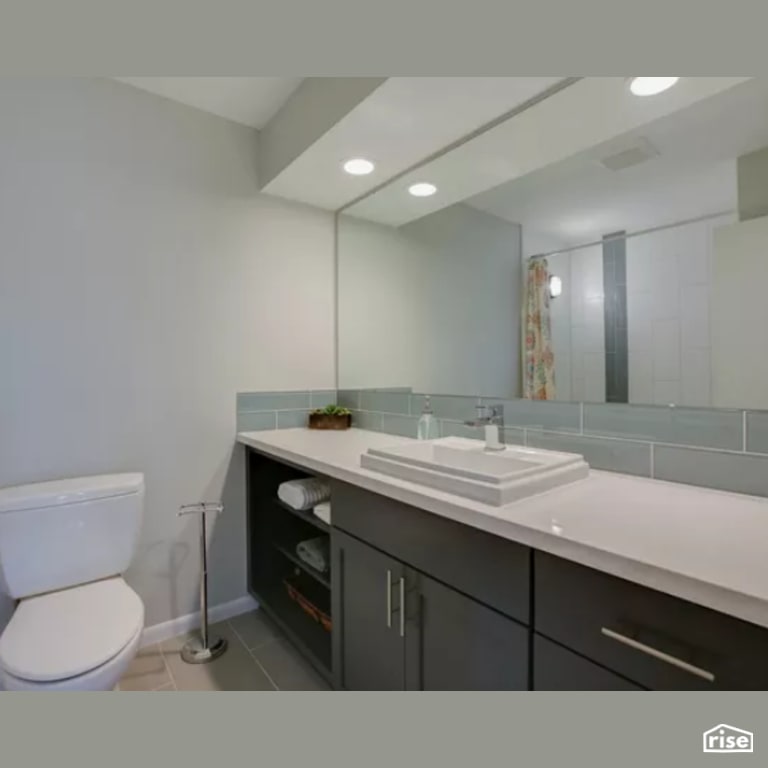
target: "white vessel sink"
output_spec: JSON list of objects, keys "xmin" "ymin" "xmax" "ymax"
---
[{"xmin": 361, "ymin": 436, "xmax": 589, "ymax": 506}]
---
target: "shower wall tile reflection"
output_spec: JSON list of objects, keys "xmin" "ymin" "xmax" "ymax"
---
[
  {"xmin": 624, "ymin": 215, "xmax": 733, "ymax": 408},
  {"xmin": 602, "ymin": 232, "xmax": 628, "ymax": 403},
  {"xmin": 545, "ymin": 213, "xmax": 736, "ymax": 408}
]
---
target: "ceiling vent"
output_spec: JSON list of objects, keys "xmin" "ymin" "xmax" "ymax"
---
[{"xmin": 598, "ymin": 137, "xmax": 659, "ymax": 171}]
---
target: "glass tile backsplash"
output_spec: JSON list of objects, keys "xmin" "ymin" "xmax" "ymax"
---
[{"xmin": 237, "ymin": 389, "xmax": 768, "ymax": 498}]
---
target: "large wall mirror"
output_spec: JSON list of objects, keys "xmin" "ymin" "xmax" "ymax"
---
[{"xmin": 337, "ymin": 77, "xmax": 768, "ymax": 410}]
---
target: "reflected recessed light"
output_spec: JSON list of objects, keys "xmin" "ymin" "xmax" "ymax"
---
[
  {"xmin": 408, "ymin": 182, "xmax": 437, "ymax": 197},
  {"xmin": 629, "ymin": 77, "xmax": 679, "ymax": 96},
  {"xmin": 343, "ymin": 158, "xmax": 375, "ymax": 175}
]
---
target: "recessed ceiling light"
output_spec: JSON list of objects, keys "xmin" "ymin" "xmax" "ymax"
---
[
  {"xmin": 343, "ymin": 158, "xmax": 375, "ymax": 175},
  {"xmin": 629, "ymin": 77, "xmax": 679, "ymax": 96},
  {"xmin": 408, "ymin": 182, "xmax": 437, "ymax": 197}
]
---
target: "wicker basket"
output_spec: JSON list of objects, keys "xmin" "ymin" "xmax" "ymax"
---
[
  {"xmin": 308, "ymin": 413, "xmax": 351, "ymax": 430},
  {"xmin": 284, "ymin": 578, "xmax": 332, "ymax": 632}
]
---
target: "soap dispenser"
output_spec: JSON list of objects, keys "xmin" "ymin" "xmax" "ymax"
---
[{"xmin": 417, "ymin": 395, "xmax": 439, "ymax": 440}]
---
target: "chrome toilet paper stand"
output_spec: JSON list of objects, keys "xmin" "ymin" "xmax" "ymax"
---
[{"xmin": 177, "ymin": 501, "xmax": 228, "ymax": 664}]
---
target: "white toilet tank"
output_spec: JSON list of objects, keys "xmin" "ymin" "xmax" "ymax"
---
[{"xmin": 0, "ymin": 474, "xmax": 144, "ymax": 599}]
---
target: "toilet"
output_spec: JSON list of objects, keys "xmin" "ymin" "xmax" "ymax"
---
[{"xmin": 0, "ymin": 474, "xmax": 145, "ymax": 691}]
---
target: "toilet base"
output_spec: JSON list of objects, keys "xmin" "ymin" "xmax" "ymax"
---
[{"xmin": 181, "ymin": 634, "xmax": 227, "ymax": 664}]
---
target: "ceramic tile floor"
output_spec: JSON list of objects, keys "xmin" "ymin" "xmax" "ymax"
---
[{"xmin": 118, "ymin": 610, "xmax": 331, "ymax": 691}]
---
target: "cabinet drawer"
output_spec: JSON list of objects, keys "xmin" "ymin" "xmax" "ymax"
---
[
  {"xmin": 533, "ymin": 634, "xmax": 644, "ymax": 690},
  {"xmin": 331, "ymin": 481, "xmax": 530, "ymax": 624},
  {"xmin": 535, "ymin": 552, "xmax": 768, "ymax": 690}
]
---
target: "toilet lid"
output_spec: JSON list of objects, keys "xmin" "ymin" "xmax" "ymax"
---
[{"xmin": 0, "ymin": 577, "xmax": 144, "ymax": 682}]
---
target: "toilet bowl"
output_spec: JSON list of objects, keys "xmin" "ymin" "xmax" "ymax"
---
[
  {"xmin": 0, "ymin": 473, "xmax": 145, "ymax": 691},
  {"xmin": 0, "ymin": 576, "xmax": 144, "ymax": 691}
]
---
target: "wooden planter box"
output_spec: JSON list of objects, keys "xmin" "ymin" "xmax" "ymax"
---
[{"xmin": 308, "ymin": 412, "xmax": 351, "ymax": 430}]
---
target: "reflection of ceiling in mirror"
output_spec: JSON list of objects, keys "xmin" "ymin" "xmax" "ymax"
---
[
  {"xmin": 468, "ymin": 78, "xmax": 768, "ymax": 244},
  {"xmin": 469, "ymin": 157, "xmax": 737, "ymax": 246},
  {"xmin": 344, "ymin": 78, "xmax": 753, "ymax": 227}
]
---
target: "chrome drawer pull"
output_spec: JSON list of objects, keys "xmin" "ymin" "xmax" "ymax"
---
[
  {"xmin": 601, "ymin": 627, "xmax": 715, "ymax": 682},
  {"xmin": 386, "ymin": 570, "xmax": 392, "ymax": 628}
]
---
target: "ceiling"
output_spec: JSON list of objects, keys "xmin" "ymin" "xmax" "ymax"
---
[
  {"xmin": 116, "ymin": 77, "xmax": 568, "ymax": 210},
  {"xmin": 261, "ymin": 77, "xmax": 565, "ymax": 210},
  {"xmin": 346, "ymin": 78, "xmax": 752, "ymax": 226},
  {"xmin": 115, "ymin": 77, "xmax": 302, "ymax": 128},
  {"xmin": 469, "ymin": 77, "xmax": 768, "ymax": 243},
  {"xmin": 113, "ymin": 77, "xmax": 764, "ymax": 225}
]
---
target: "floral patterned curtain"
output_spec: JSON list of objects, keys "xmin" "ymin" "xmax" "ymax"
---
[{"xmin": 523, "ymin": 259, "xmax": 556, "ymax": 400}]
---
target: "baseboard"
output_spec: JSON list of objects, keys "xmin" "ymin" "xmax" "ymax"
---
[{"xmin": 140, "ymin": 595, "xmax": 260, "ymax": 648}]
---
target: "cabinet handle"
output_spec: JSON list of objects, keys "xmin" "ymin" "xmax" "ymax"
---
[
  {"xmin": 600, "ymin": 627, "xmax": 715, "ymax": 682},
  {"xmin": 399, "ymin": 577, "xmax": 405, "ymax": 637},
  {"xmin": 386, "ymin": 570, "xmax": 392, "ymax": 628}
]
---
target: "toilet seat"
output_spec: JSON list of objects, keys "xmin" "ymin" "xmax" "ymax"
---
[
  {"xmin": 0, "ymin": 623, "xmax": 143, "ymax": 691},
  {"xmin": 0, "ymin": 576, "xmax": 143, "ymax": 682}
]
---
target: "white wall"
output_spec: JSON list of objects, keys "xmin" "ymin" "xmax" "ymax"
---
[
  {"xmin": 626, "ymin": 214, "xmax": 734, "ymax": 406},
  {"xmin": 0, "ymin": 79, "xmax": 335, "ymax": 631},
  {"xmin": 338, "ymin": 204, "xmax": 522, "ymax": 397}
]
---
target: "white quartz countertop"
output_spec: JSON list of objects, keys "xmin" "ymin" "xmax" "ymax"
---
[{"xmin": 237, "ymin": 427, "xmax": 768, "ymax": 629}]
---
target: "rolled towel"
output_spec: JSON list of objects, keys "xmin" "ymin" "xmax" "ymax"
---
[
  {"xmin": 296, "ymin": 536, "xmax": 330, "ymax": 573},
  {"xmin": 313, "ymin": 501, "xmax": 331, "ymax": 525},
  {"xmin": 278, "ymin": 478, "xmax": 330, "ymax": 511}
]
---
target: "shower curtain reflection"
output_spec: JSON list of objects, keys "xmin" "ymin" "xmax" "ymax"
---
[{"xmin": 523, "ymin": 259, "xmax": 556, "ymax": 400}]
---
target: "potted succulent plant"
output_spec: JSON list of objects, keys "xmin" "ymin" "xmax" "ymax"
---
[{"xmin": 308, "ymin": 404, "xmax": 352, "ymax": 430}]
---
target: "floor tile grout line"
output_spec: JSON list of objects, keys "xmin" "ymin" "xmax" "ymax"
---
[
  {"xmin": 226, "ymin": 616, "xmax": 283, "ymax": 651},
  {"xmin": 246, "ymin": 646, "xmax": 280, "ymax": 691},
  {"xmin": 228, "ymin": 619, "xmax": 279, "ymax": 691},
  {"xmin": 226, "ymin": 618, "xmax": 252, "ymax": 652},
  {"xmin": 158, "ymin": 644, "xmax": 179, "ymax": 691}
]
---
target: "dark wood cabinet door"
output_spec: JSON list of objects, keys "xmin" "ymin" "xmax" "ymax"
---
[
  {"xmin": 332, "ymin": 530, "xmax": 405, "ymax": 690},
  {"xmin": 533, "ymin": 634, "xmax": 645, "ymax": 690},
  {"xmin": 405, "ymin": 572, "xmax": 529, "ymax": 690}
]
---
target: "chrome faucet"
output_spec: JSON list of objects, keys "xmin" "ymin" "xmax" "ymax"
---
[{"xmin": 465, "ymin": 403, "xmax": 506, "ymax": 451}]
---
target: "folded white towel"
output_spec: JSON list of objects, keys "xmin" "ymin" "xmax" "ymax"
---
[
  {"xmin": 278, "ymin": 478, "xmax": 330, "ymax": 511},
  {"xmin": 296, "ymin": 536, "xmax": 329, "ymax": 573},
  {"xmin": 313, "ymin": 501, "xmax": 331, "ymax": 525}
]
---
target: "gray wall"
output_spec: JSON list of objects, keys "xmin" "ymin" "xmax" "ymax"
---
[
  {"xmin": 738, "ymin": 146, "xmax": 768, "ymax": 221},
  {"xmin": 338, "ymin": 204, "xmax": 522, "ymax": 397},
  {"xmin": 0, "ymin": 78, "xmax": 336, "ymax": 631}
]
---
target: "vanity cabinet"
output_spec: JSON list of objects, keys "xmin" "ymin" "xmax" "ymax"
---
[
  {"xmin": 330, "ymin": 477, "xmax": 531, "ymax": 691},
  {"xmin": 332, "ymin": 528, "xmax": 529, "ymax": 690},
  {"xmin": 246, "ymin": 446, "xmax": 768, "ymax": 691}
]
